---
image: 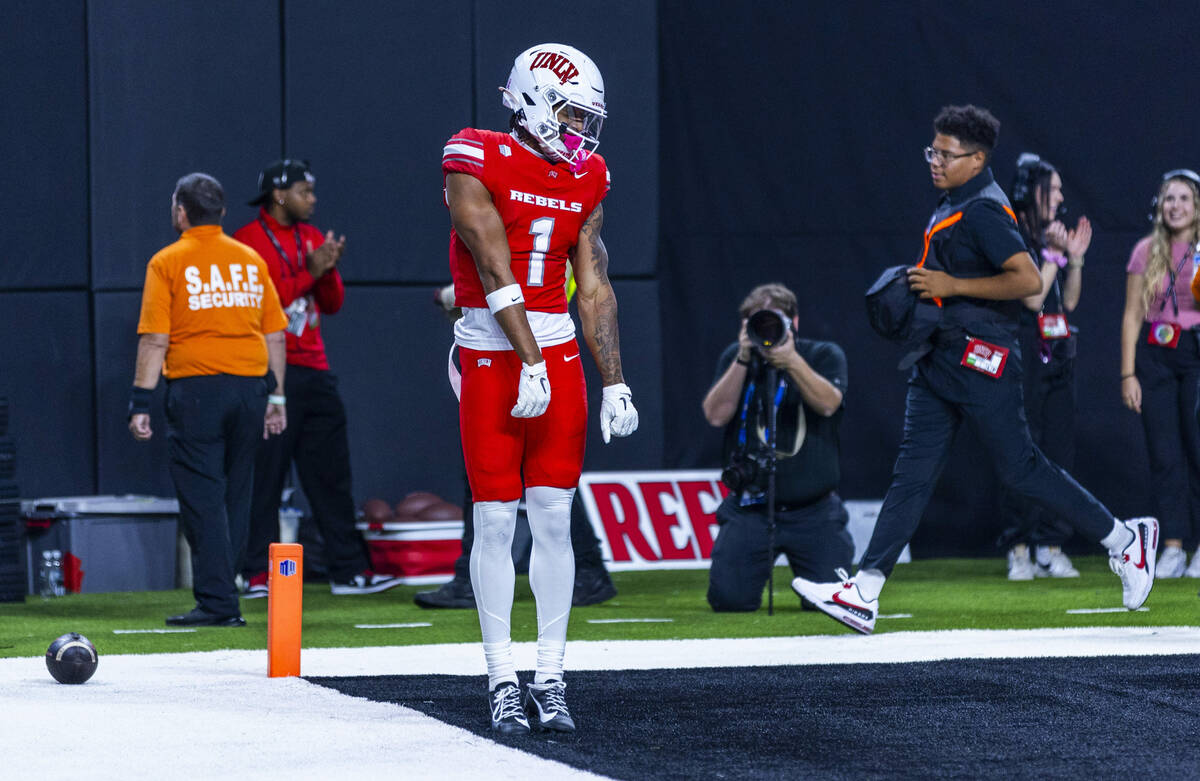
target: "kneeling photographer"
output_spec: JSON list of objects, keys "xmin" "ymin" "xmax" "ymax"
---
[{"xmin": 701, "ymin": 283, "xmax": 854, "ymax": 612}]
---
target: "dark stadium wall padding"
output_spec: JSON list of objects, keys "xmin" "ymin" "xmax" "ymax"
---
[
  {"xmin": 1, "ymin": 1, "xmax": 88, "ymax": 289},
  {"xmin": 656, "ymin": 1, "xmax": 1194, "ymax": 554},
  {"xmin": 88, "ymin": 2, "xmax": 282, "ymax": 290},
  {"xmin": 318, "ymin": 286, "xmax": 466, "ymax": 505},
  {"xmin": 93, "ymin": 292, "xmax": 173, "ymax": 497},
  {"xmin": 472, "ymin": 0, "xmax": 659, "ymax": 279},
  {"xmin": 0, "ymin": 293, "xmax": 95, "ymax": 497},
  {"xmin": 279, "ymin": 0, "xmax": 474, "ymax": 284},
  {"xmin": 14, "ymin": 2, "xmax": 1195, "ymax": 557},
  {"xmin": 575, "ymin": 280, "xmax": 664, "ymax": 473}
]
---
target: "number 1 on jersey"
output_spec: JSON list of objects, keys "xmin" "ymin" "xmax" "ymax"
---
[{"xmin": 527, "ymin": 217, "xmax": 556, "ymax": 286}]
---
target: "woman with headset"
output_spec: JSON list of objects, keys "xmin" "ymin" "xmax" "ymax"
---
[
  {"xmin": 1120, "ymin": 169, "xmax": 1200, "ymax": 578},
  {"xmin": 1001, "ymin": 154, "xmax": 1091, "ymax": 580}
]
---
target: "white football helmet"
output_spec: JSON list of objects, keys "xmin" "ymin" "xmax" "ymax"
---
[{"xmin": 501, "ymin": 43, "xmax": 606, "ymax": 170}]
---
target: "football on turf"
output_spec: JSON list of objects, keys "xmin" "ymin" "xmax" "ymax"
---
[{"xmin": 45, "ymin": 632, "xmax": 98, "ymax": 684}]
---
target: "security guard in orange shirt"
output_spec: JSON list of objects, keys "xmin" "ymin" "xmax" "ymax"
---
[{"xmin": 128, "ymin": 172, "xmax": 288, "ymax": 627}]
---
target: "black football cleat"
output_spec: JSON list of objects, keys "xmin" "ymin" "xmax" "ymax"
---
[
  {"xmin": 572, "ymin": 566, "xmax": 617, "ymax": 607},
  {"xmin": 165, "ymin": 608, "xmax": 246, "ymax": 627},
  {"xmin": 524, "ymin": 679, "xmax": 576, "ymax": 733},
  {"xmin": 414, "ymin": 577, "xmax": 476, "ymax": 609},
  {"xmin": 489, "ymin": 682, "xmax": 531, "ymax": 735}
]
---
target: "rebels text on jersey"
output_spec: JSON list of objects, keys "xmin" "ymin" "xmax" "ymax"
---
[{"xmin": 443, "ymin": 127, "xmax": 610, "ymax": 313}]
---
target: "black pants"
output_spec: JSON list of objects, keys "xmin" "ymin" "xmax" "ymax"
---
[
  {"xmin": 707, "ymin": 492, "xmax": 853, "ymax": 612},
  {"xmin": 1136, "ymin": 327, "xmax": 1200, "ymax": 543},
  {"xmin": 861, "ymin": 338, "xmax": 1114, "ymax": 577},
  {"xmin": 166, "ymin": 374, "xmax": 267, "ymax": 617},
  {"xmin": 242, "ymin": 366, "xmax": 367, "ymax": 581},
  {"xmin": 998, "ymin": 333, "xmax": 1077, "ymax": 548}
]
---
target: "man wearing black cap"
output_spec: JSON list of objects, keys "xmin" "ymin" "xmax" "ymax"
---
[{"xmin": 233, "ymin": 159, "xmax": 400, "ymax": 596}]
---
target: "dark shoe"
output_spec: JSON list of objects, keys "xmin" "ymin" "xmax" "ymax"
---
[
  {"xmin": 165, "ymin": 608, "xmax": 246, "ymax": 627},
  {"xmin": 572, "ymin": 567, "xmax": 617, "ymax": 606},
  {"xmin": 524, "ymin": 679, "xmax": 576, "ymax": 732},
  {"xmin": 413, "ymin": 577, "xmax": 476, "ymax": 609},
  {"xmin": 489, "ymin": 682, "xmax": 530, "ymax": 735},
  {"xmin": 330, "ymin": 571, "xmax": 404, "ymax": 595}
]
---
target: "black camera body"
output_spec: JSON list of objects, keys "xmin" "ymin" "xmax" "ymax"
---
[{"xmin": 721, "ymin": 444, "xmax": 775, "ymax": 495}]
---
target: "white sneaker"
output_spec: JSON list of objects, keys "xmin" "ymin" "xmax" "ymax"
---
[
  {"xmin": 1108, "ymin": 518, "xmax": 1158, "ymax": 610},
  {"xmin": 791, "ymin": 569, "xmax": 877, "ymax": 635},
  {"xmin": 1184, "ymin": 547, "xmax": 1200, "ymax": 578},
  {"xmin": 1157, "ymin": 546, "xmax": 1186, "ymax": 578},
  {"xmin": 1007, "ymin": 548, "xmax": 1036, "ymax": 581},
  {"xmin": 1034, "ymin": 547, "xmax": 1080, "ymax": 578}
]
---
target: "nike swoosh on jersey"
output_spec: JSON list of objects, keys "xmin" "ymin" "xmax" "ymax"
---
[{"xmin": 564, "ymin": 354, "xmax": 580, "ymax": 362}]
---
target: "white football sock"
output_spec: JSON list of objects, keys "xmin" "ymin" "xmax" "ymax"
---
[
  {"xmin": 1100, "ymin": 519, "xmax": 1132, "ymax": 555},
  {"xmin": 854, "ymin": 568, "xmax": 886, "ymax": 602},
  {"xmin": 525, "ymin": 485, "xmax": 575, "ymax": 684},
  {"xmin": 469, "ymin": 499, "xmax": 519, "ymax": 690}
]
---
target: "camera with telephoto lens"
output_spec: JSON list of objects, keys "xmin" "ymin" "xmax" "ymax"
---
[
  {"xmin": 721, "ymin": 444, "xmax": 775, "ymax": 494},
  {"xmin": 746, "ymin": 308, "xmax": 790, "ymax": 349}
]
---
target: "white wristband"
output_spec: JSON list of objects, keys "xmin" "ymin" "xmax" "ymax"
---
[
  {"xmin": 268, "ymin": 394, "xmax": 286, "ymax": 405},
  {"xmin": 485, "ymin": 284, "xmax": 524, "ymax": 315}
]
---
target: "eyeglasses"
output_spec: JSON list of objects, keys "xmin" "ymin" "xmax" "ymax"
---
[{"xmin": 924, "ymin": 146, "xmax": 974, "ymax": 164}]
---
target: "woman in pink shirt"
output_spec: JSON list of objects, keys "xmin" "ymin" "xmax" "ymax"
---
[{"xmin": 1119, "ymin": 170, "xmax": 1200, "ymax": 578}]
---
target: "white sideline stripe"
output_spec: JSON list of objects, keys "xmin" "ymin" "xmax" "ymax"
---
[
  {"xmin": 1066, "ymin": 607, "xmax": 1150, "ymax": 614},
  {"xmin": 878, "ymin": 613, "xmax": 913, "ymax": 619},
  {"xmin": 354, "ymin": 623, "xmax": 433, "ymax": 629},
  {"xmin": 1, "ymin": 627, "xmax": 1197, "ymax": 781},
  {"xmin": 586, "ymin": 618, "xmax": 673, "ymax": 624},
  {"xmin": 112, "ymin": 629, "xmax": 197, "ymax": 634}
]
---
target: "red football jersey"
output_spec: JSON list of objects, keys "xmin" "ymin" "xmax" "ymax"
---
[{"xmin": 442, "ymin": 128, "xmax": 610, "ymax": 312}]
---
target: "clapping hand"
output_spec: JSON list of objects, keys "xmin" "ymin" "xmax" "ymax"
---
[
  {"xmin": 1066, "ymin": 216, "xmax": 1092, "ymax": 259},
  {"xmin": 1043, "ymin": 221, "xmax": 1069, "ymax": 252},
  {"xmin": 306, "ymin": 231, "xmax": 346, "ymax": 277}
]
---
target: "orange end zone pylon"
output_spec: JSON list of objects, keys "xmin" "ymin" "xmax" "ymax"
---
[{"xmin": 267, "ymin": 542, "xmax": 303, "ymax": 677}]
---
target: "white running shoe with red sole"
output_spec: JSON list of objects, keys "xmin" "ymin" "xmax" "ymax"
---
[
  {"xmin": 1109, "ymin": 517, "xmax": 1158, "ymax": 610},
  {"xmin": 791, "ymin": 570, "xmax": 877, "ymax": 635}
]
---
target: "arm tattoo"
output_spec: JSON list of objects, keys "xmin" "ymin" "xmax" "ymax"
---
[{"xmin": 579, "ymin": 205, "xmax": 624, "ymax": 385}]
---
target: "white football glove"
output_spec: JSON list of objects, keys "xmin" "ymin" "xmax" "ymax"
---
[
  {"xmin": 600, "ymin": 383, "xmax": 638, "ymax": 444},
  {"xmin": 511, "ymin": 360, "xmax": 550, "ymax": 418}
]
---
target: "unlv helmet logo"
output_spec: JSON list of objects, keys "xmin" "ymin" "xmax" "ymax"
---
[{"xmin": 529, "ymin": 50, "xmax": 579, "ymax": 84}]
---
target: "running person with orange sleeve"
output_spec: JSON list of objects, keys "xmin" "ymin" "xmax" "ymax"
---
[
  {"xmin": 443, "ymin": 43, "xmax": 638, "ymax": 735},
  {"xmin": 129, "ymin": 172, "xmax": 288, "ymax": 628},
  {"xmin": 793, "ymin": 106, "xmax": 1158, "ymax": 635}
]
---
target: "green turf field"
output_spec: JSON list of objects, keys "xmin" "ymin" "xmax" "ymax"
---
[{"xmin": 0, "ymin": 556, "xmax": 1195, "ymax": 658}]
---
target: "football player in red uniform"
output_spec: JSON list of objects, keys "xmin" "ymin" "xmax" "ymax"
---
[{"xmin": 442, "ymin": 43, "xmax": 638, "ymax": 735}]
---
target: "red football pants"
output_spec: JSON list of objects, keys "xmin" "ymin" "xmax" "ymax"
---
[{"xmin": 459, "ymin": 340, "xmax": 588, "ymax": 502}]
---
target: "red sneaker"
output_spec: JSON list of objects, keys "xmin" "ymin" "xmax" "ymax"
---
[{"xmin": 242, "ymin": 572, "xmax": 268, "ymax": 600}]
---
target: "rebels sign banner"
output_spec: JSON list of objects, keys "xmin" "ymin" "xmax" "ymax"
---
[{"xmin": 578, "ymin": 470, "xmax": 728, "ymax": 571}]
